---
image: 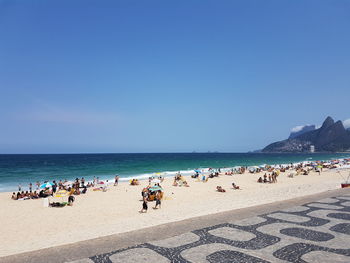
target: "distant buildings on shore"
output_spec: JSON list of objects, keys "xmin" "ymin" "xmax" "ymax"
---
[{"xmin": 310, "ymin": 145, "xmax": 315, "ymax": 153}]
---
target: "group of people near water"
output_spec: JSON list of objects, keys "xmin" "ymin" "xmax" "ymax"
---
[{"xmin": 9, "ymin": 158, "xmax": 350, "ymax": 212}]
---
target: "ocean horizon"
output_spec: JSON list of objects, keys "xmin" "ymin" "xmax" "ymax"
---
[{"xmin": 1, "ymin": 152, "xmax": 350, "ymax": 193}]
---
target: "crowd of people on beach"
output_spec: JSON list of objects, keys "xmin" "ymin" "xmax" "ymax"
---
[{"xmin": 9, "ymin": 158, "xmax": 350, "ymax": 212}]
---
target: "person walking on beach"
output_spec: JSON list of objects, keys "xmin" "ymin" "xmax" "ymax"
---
[
  {"xmin": 153, "ymin": 191, "xmax": 162, "ymax": 209},
  {"xmin": 114, "ymin": 175, "xmax": 119, "ymax": 186},
  {"xmin": 140, "ymin": 197, "xmax": 148, "ymax": 213}
]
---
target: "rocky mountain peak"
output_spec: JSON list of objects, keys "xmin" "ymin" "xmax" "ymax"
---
[{"xmin": 321, "ymin": 116, "xmax": 335, "ymax": 129}]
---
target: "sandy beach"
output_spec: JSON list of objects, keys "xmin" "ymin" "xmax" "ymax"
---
[{"xmin": 0, "ymin": 168, "xmax": 349, "ymax": 257}]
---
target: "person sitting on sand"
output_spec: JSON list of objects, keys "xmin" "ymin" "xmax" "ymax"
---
[
  {"xmin": 32, "ymin": 191, "xmax": 39, "ymax": 199},
  {"xmin": 11, "ymin": 192, "xmax": 17, "ymax": 200},
  {"xmin": 68, "ymin": 195, "xmax": 75, "ymax": 206},
  {"xmin": 257, "ymin": 177, "xmax": 263, "ymax": 183},
  {"xmin": 131, "ymin": 179, "xmax": 140, "ymax": 185},
  {"xmin": 232, "ymin": 182, "xmax": 240, "ymax": 190},
  {"xmin": 263, "ymin": 174, "xmax": 268, "ymax": 183},
  {"xmin": 216, "ymin": 186, "xmax": 226, "ymax": 192},
  {"xmin": 191, "ymin": 172, "xmax": 199, "ymax": 178},
  {"xmin": 183, "ymin": 180, "xmax": 190, "ymax": 187}
]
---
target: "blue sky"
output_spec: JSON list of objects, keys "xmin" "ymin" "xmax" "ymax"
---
[{"xmin": 0, "ymin": 0, "xmax": 349, "ymax": 153}]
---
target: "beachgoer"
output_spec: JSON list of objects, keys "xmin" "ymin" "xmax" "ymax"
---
[
  {"xmin": 18, "ymin": 184, "xmax": 21, "ymax": 192},
  {"xmin": 257, "ymin": 177, "xmax": 263, "ymax": 183},
  {"xmin": 68, "ymin": 195, "xmax": 75, "ymax": 206},
  {"xmin": 114, "ymin": 175, "xmax": 119, "ymax": 186},
  {"xmin": 153, "ymin": 191, "xmax": 162, "ymax": 209},
  {"xmin": 32, "ymin": 191, "xmax": 39, "ymax": 199},
  {"xmin": 216, "ymin": 186, "xmax": 226, "ymax": 192},
  {"xmin": 52, "ymin": 181, "xmax": 57, "ymax": 194},
  {"xmin": 11, "ymin": 192, "xmax": 17, "ymax": 200},
  {"xmin": 263, "ymin": 174, "xmax": 267, "ymax": 183},
  {"xmin": 29, "ymin": 183, "xmax": 32, "ymax": 192},
  {"xmin": 232, "ymin": 182, "xmax": 240, "ymax": 189},
  {"xmin": 140, "ymin": 198, "xmax": 148, "ymax": 213},
  {"xmin": 142, "ymin": 188, "xmax": 148, "ymax": 199}
]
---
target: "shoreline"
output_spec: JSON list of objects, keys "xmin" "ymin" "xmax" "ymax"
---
[
  {"xmin": 0, "ymin": 164, "xmax": 349, "ymax": 257},
  {"xmin": 2, "ymin": 153, "xmax": 350, "ymax": 193}
]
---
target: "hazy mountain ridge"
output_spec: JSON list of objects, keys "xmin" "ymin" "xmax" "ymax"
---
[
  {"xmin": 262, "ymin": 117, "xmax": 350, "ymax": 152},
  {"xmin": 289, "ymin": 125, "xmax": 316, "ymax": 139}
]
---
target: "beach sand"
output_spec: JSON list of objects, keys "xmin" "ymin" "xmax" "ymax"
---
[{"xmin": 0, "ymin": 168, "xmax": 348, "ymax": 257}]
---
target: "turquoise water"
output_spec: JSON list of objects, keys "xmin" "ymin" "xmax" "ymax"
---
[{"xmin": 1, "ymin": 153, "xmax": 349, "ymax": 192}]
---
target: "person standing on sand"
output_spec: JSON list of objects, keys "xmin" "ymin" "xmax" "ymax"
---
[
  {"xmin": 29, "ymin": 183, "xmax": 32, "ymax": 192},
  {"xmin": 140, "ymin": 197, "xmax": 148, "ymax": 213},
  {"xmin": 114, "ymin": 175, "xmax": 119, "ymax": 186},
  {"xmin": 154, "ymin": 191, "xmax": 162, "ymax": 209}
]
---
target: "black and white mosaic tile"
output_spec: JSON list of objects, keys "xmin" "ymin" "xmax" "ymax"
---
[{"xmin": 69, "ymin": 194, "xmax": 350, "ymax": 263}]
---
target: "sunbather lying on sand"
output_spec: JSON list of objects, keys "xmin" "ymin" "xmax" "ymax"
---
[
  {"xmin": 232, "ymin": 182, "xmax": 240, "ymax": 190},
  {"xmin": 216, "ymin": 186, "xmax": 226, "ymax": 192}
]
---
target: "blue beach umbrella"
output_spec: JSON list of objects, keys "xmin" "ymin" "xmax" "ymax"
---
[
  {"xmin": 40, "ymin": 182, "xmax": 54, "ymax": 189},
  {"xmin": 149, "ymin": 186, "xmax": 162, "ymax": 192}
]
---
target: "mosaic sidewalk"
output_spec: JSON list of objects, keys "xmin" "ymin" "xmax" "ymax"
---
[{"xmin": 71, "ymin": 194, "xmax": 350, "ymax": 263}]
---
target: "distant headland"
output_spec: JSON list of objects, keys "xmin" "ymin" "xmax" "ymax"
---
[{"xmin": 262, "ymin": 116, "xmax": 350, "ymax": 153}]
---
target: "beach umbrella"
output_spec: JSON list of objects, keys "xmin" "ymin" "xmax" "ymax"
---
[
  {"xmin": 149, "ymin": 186, "xmax": 162, "ymax": 192},
  {"xmin": 40, "ymin": 182, "xmax": 54, "ymax": 189}
]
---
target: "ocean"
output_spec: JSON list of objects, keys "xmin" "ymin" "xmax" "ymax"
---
[{"xmin": 1, "ymin": 152, "xmax": 349, "ymax": 192}]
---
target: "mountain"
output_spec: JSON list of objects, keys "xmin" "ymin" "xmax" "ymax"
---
[
  {"xmin": 262, "ymin": 117, "xmax": 350, "ymax": 152},
  {"xmin": 289, "ymin": 125, "xmax": 316, "ymax": 139}
]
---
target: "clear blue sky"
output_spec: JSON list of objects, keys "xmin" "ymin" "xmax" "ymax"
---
[{"xmin": 1, "ymin": 0, "xmax": 349, "ymax": 153}]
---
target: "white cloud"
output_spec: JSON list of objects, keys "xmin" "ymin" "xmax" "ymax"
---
[
  {"xmin": 343, "ymin": 119, "xmax": 350, "ymax": 129},
  {"xmin": 291, "ymin": 125, "xmax": 306, "ymax": 133}
]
